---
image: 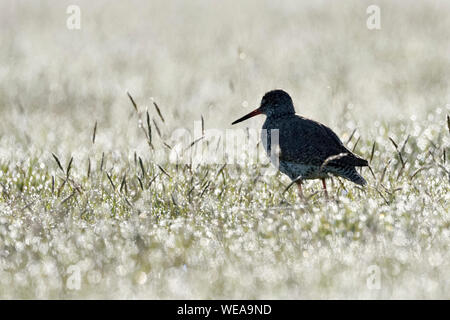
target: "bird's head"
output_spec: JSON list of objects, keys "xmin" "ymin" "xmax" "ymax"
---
[{"xmin": 231, "ymin": 89, "xmax": 295, "ymax": 125}]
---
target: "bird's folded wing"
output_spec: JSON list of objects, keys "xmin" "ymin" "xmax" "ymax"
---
[{"xmin": 275, "ymin": 116, "xmax": 368, "ymax": 167}]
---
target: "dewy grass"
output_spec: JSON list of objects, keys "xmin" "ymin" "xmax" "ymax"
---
[
  {"xmin": 0, "ymin": 109, "xmax": 448, "ymax": 298},
  {"xmin": 0, "ymin": 0, "xmax": 449, "ymax": 299}
]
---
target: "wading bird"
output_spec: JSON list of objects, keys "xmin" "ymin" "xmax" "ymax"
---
[{"xmin": 231, "ymin": 89, "xmax": 368, "ymax": 198}]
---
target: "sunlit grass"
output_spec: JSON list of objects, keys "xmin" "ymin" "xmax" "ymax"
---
[
  {"xmin": 0, "ymin": 0, "xmax": 449, "ymax": 299},
  {"xmin": 0, "ymin": 108, "xmax": 448, "ymax": 298}
]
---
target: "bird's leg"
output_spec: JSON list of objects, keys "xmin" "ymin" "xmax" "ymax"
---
[
  {"xmin": 296, "ymin": 180, "xmax": 304, "ymax": 199},
  {"xmin": 321, "ymin": 178, "xmax": 329, "ymax": 199}
]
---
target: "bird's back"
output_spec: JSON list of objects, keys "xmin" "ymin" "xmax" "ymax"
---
[{"xmin": 262, "ymin": 114, "xmax": 368, "ymax": 169}]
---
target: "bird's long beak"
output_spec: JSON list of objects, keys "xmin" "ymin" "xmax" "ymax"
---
[{"xmin": 231, "ymin": 108, "xmax": 262, "ymax": 125}]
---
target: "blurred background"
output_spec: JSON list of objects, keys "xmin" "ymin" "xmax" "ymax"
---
[{"xmin": 0, "ymin": 0, "xmax": 449, "ymax": 157}]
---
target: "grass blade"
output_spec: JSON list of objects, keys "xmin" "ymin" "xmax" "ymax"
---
[
  {"xmin": 100, "ymin": 152, "xmax": 105, "ymax": 172},
  {"xmin": 157, "ymin": 164, "xmax": 171, "ymax": 178},
  {"xmin": 370, "ymin": 141, "xmax": 376, "ymax": 163},
  {"xmin": 447, "ymin": 114, "xmax": 450, "ymax": 134},
  {"xmin": 106, "ymin": 171, "xmax": 116, "ymax": 190},
  {"xmin": 346, "ymin": 128, "xmax": 357, "ymax": 145},
  {"xmin": 153, "ymin": 118, "xmax": 162, "ymax": 138},
  {"xmin": 127, "ymin": 91, "xmax": 138, "ymax": 113},
  {"xmin": 138, "ymin": 157, "xmax": 145, "ymax": 178},
  {"xmin": 120, "ymin": 174, "xmax": 127, "ymax": 194},
  {"xmin": 201, "ymin": 115, "xmax": 205, "ymax": 136},
  {"xmin": 66, "ymin": 156, "xmax": 73, "ymax": 178},
  {"xmin": 87, "ymin": 157, "xmax": 91, "ymax": 178},
  {"xmin": 92, "ymin": 121, "xmax": 97, "ymax": 144},
  {"xmin": 146, "ymin": 111, "xmax": 153, "ymax": 149},
  {"xmin": 153, "ymin": 101, "xmax": 165, "ymax": 123},
  {"xmin": 52, "ymin": 153, "xmax": 64, "ymax": 173},
  {"xmin": 351, "ymin": 136, "xmax": 360, "ymax": 152},
  {"xmin": 389, "ymin": 137, "xmax": 398, "ymax": 149}
]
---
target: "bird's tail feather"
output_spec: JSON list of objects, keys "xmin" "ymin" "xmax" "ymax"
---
[
  {"xmin": 328, "ymin": 166, "xmax": 367, "ymax": 186},
  {"xmin": 352, "ymin": 172, "xmax": 367, "ymax": 186}
]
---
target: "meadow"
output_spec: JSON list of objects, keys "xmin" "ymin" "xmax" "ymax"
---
[{"xmin": 0, "ymin": 0, "xmax": 449, "ymax": 299}]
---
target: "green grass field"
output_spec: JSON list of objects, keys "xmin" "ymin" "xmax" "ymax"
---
[{"xmin": 0, "ymin": 0, "xmax": 449, "ymax": 299}]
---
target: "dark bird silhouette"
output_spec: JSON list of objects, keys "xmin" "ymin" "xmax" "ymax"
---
[{"xmin": 231, "ymin": 89, "xmax": 368, "ymax": 198}]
